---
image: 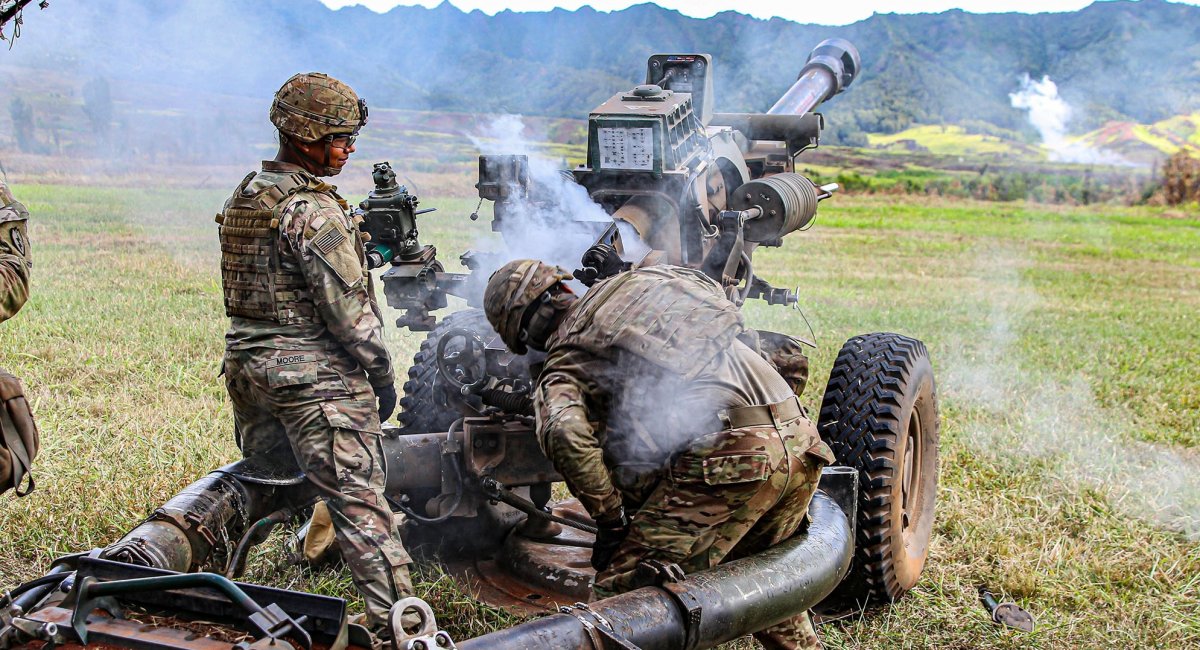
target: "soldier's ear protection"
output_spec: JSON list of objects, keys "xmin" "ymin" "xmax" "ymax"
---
[{"xmin": 518, "ymin": 283, "xmax": 574, "ymax": 351}]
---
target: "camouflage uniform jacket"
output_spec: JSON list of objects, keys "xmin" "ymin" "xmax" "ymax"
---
[
  {"xmin": 534, "ymin": 265, "xmax": 798, "ymax": 523},
  {"xmin": 0, "ymin": 180, "xmax": 31, "ymax": 321},
  {"xmin": 222, "ymin": 161, "xmax": 393, "ymax": 388}
]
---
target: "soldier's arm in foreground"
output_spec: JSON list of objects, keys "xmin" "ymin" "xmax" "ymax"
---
[
  {"xmin": 0, "ymin": 184, "xmax": 32, "ymax": 322},
  {"xmin": 534, "ymin": 349, "xmax": 623, "ymax": 523},
  {"xmin": 285, "ymin": 197, "xmax": 395, "ymax": 388}
]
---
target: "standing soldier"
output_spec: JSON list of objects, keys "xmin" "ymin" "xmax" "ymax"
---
[
  {"xmin": 217, "ymin": 73, "xmax": 412, "ymax": 638},
  {"xmin": 483, "ymin": 260, "xmax": 835, "ymax": 650},
  {"xmin": 0, "ymin": 179, "xmax": 37, "ymax": 498}
]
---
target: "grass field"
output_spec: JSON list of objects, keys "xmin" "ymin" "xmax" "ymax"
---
[{"xmin": 0, "ymin": 181, "xmax": 1197, "ymax": 648}]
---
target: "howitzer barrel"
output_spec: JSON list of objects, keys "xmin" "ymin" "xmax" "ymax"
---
[
  {"xmin": 382, "ymin": 419, "xmax": 560, "ymax": 494},
  {"xmin": 381, "ymin": 430, "xmax": 446, "ymax": 492},
  {"xmin": 768, "ymin": 38, "xmax": 861, "ymax": 116},
  {"xmin": 459, "ymin": 491, "xmax": 853, "ymax": 650}
]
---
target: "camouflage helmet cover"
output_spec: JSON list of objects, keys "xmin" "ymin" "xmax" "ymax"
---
[
  {"xmin": 484, "ymin": 259, "xmax": 573, "ymax": 353},
  {"xmin": 270, "ymin": 72, "xmax": 367, "ymax": 143}
]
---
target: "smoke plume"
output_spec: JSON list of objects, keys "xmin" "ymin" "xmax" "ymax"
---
[
  {"xmin": 466, "ymin": 114, "xmax": 649, "ymax": 282},
  {"xmin": 1009, "ymin": 74, "xmax": 1139, "ymax": 167},
  {"xmin": 466, "ymin": 114, "xmax": 717, "ymax": 457},
  {"xmin": 944, "ymin": 245, "xmax": 1200, "ymax": 539}
]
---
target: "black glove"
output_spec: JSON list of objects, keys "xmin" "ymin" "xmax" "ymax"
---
[
  {"xmin": 591, "ymin": 509, "xmax": 631, "ymax": 572},
  {"xmin": 375, "ymin": 383, "xmax": 398, "ymax": 423},
  {"xmin": 574, "ymin": 243, "xmax": 632, "ymax": 287}
]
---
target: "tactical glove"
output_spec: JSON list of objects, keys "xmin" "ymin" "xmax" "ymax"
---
[
  {"xmin": 590, "ymin": 509, "xmax": 631, "ymax": 572},
  {"xmin": 375, "ymin": 383, "xmax": 398, "ymax": 423}
]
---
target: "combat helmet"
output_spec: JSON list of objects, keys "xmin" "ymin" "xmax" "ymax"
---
[
  {"xmin": 270, "ymin": 72, "xmax": 367, "ymax": 143},
  {"xmin": 484, "ymin": 259, "xmax": 574, "ymax": 354}
]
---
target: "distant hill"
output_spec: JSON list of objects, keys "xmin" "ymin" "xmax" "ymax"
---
[
  {"xmin": 865, "ymin": 114, "xmax": 1200, "ymax": 165},
  {"xmin": 2, "ymin": 0, "xmax": 1199, "ymax": 149},
  {"xmin": 1079, "ymin": 112, "xmax": 1200, "ymax": 161},
  {"xmin": 868, "ymin": 125, "xmax": 1040, "ymax": 158}
]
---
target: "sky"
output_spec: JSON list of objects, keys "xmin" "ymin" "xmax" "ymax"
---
[{"xmin": 317, "ymin": 0, "xmax": 1199, "ymax": 26}]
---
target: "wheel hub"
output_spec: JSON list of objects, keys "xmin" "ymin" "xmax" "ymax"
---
[{"xmin": 901, "ymin": 408, "xmax": 920, "ymax": 537}]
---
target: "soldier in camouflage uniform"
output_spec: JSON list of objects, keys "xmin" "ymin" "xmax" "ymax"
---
[
  {"xmin": 217, "ymin": 73, "xmax": 412, "ymax": 634},
  {"xmin": 483, "ymin": 260, "xmax": 835, "ymax": 650},
  {"xmin": 0, "ymin": 181, "xmax": 31, "ymax": 319},
  {"xmin": 0, "ymin": 179, "xmax": 37, "ymax": 498}
]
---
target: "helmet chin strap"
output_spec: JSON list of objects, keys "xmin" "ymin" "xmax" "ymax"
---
[
  {"xmin": 282, "ymin": 135, "xmax": 341, "ymax": 177},
  {"xmin": 320, "ymin": 139, "xmax": 341, "ymax": 177}
]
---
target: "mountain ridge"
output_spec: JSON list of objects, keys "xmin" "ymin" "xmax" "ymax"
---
[{"xmin": 2, "ymin": 0, "xmax": 1198, "ymax": 144}]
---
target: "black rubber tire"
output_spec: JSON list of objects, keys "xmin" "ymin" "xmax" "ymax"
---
[
  {"xmin": 817, "ymin": 332, "xmax": 939, "ymax": 603},
  {"xmin": 396, "ymin": 309, "xmax": 493, "ymax": 434}
]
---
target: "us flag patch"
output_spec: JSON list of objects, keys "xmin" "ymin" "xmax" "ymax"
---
[{"xmin": 313, "ymin": 225, "xmax": 347, "ymax": 254}]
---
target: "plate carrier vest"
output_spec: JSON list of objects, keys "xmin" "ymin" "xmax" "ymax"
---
[
  {"xmin": 557, "ymin": 266, "xmax": 746, "ymax": 380},
  {"xmin": 216, "ymin": 170, "xmax": 343, "ymax": 324}
]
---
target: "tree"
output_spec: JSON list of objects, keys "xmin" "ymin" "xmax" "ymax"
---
[
  {"xmin": 82, "ymin": 76, "xmax": 114, "ymax": 151},
  {"xmin": 8, "ymin": 96, "xmax": 43, "ymax": 154},
  {"xmin": 0, "ymin": 0, "xmax": 49, "ymax": 46},
  {"xmin": 1161, "ymin": 150, "xmax": 1199, "ymax": 205}
]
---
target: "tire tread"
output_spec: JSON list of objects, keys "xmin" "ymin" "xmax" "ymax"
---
[{"xmin": 817, "ymin": 332, "xmax": 932, "ymax": 603}]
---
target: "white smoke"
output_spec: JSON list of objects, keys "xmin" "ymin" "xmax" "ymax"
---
[
  {"xmin": 944, "ymin": 245, "xmax": 1200, "ymax": 539},
  {"xmin": 466, "ymin": 114, "xmax": 717, "ymax": 461},
  {"xmin": 466, "ymin": 114, "xmax": 648, "ymax": 280},
  {"xmin": 1009, "ymin": 74, "xmax": 1139, "ymax": 167}
]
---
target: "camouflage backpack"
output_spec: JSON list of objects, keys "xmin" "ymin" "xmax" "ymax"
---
[{"xmin": 0, "ymin": 368, "xmax": 38, "ymax": 496}]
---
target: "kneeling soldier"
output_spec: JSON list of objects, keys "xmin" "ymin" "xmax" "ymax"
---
[{"xmin": 483, "ymin": 260, "xmax": 834, "ymax": 650}]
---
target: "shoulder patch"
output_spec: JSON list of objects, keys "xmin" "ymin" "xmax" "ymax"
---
[
  {"xmin": 10, "ymin": 227, "xmax": 25, "ymax": 257},
  {"xmin": 0, "ymin": 221, "xmax": 28, "ymax": 260},
  {"xmin": 307, "ymin": 219, "xmax": 362, "ymax": 287},
  {"xmin": 312, "ymin": 222, "xmax": 348, "ymax": 255}
]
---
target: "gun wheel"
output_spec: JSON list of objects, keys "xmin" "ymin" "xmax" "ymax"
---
[
  {"xmin": 817, "ymin": 332, "xmax": 939, "ymax": 604},
  {"xmin": 397, "ymin": 309, "xmax": 493, "ymax": 434}
]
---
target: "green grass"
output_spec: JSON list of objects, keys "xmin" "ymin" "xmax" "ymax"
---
[
  {"xmin": 744, "ymin": 195, "xmax": 1199, "ymax": 646},
  {"xmin": 0, "ymin": 185, "xmax": 1197, "ymax": 648}
]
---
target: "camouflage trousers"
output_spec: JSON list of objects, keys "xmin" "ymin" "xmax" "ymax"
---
[
  {"xmin": 223, "ymin": 347, "xmax": 413, "ymax": 631},
  {"xmin": 594, "ymin": 414, "xmax": 833, "ymax": 650}
]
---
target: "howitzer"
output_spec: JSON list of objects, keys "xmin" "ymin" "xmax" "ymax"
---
[
  {"xmin": 376, "ymin": 39, "xmax": 861, "ymax": 327},
  {"xmin": 2, "ymin": 39, "xmax": 941, "ymax": 650}
]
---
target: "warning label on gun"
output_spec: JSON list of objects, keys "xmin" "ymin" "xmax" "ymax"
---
[{"xmin": 598, "ymin": 127, "xmax": 654, "ymax": 171}]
